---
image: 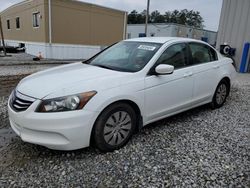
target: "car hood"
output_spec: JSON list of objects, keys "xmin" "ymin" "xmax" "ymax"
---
[{"xmin": 17, "ymin": 62, "xmax": 130, "ymax": 99}]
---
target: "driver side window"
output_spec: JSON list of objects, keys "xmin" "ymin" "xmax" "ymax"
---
[{"xmin": 156, "ymin": 43, "xmax": 189, "ymax": 69}]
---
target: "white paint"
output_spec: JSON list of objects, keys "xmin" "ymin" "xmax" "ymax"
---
[
  {"xmin": 155, "ymin": 64, "xmax": 174, "ymax": 74},
  {"xmin": 4, "ymin": 40, "xmax": 101, "ymax": 59}
]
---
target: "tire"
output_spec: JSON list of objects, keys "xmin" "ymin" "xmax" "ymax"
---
[
  {"xmin": 211, "ymin": 79, "xmax": 230, "ymax": 109},
  {"xmin": 93, "ymin": 103, "xmax": 136, "ymax": 152}
]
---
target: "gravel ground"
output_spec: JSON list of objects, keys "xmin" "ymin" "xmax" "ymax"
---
[
  {"xmin": 0, "ymin": 52, "xmax": 81, "ymax": 65},
  {"xmin": 0, "ymin": 96, "xmax": 8, "ymax": 129},
  {"xmin": 0, "ymin": 74, "xmax": 249, "ymax": 187},
  {"xmin": 0, "ymin": 64, "xmax": 59, "ymax": 76},
  {"xmin": 0, "ymin": 52, "xmax": 76, "ymax": 76}
]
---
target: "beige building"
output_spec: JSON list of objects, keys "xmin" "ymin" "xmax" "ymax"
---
[{"xmin": 0, "ymin": 0, "xmax": 127, "ymax": 59}]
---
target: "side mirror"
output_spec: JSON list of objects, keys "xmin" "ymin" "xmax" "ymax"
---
[{"xmin": 155, "ymin": 64, "xmax": 174, "ymax": 75}]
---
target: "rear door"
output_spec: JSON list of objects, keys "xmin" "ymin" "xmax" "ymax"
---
[{"xmin": 188, "ymin": 42, "xmax": 220, "ymax": 104}]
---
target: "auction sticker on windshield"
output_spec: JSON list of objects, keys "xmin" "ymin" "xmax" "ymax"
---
[{"xmin": 138, "ymin": 45, "xmax": 156, "ymax": 51}]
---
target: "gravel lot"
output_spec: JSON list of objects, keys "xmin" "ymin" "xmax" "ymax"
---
[
  {"xmin": 0, "ymin": 52, "xmax": 74, "ymax": 96},
  {"xmin": 0, "ymin": 52, "xmax": 79, "ymax": 66},
  {"xmin": 0, "ymin": 73, "xmax": 249, "ymax": 187},
  {"xmin": 0, "ymin": 64, "xmax": 59, "ymax": 76}
]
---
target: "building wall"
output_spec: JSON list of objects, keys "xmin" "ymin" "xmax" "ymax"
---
[
  {"xmin": 217, "ymin": 0, "xmax": 250, "ymax": 69},
  {"xmin": 0, "ymin": 0, "xmax": 48, "ymax": 43},
  {"xmin": 127, "ymin": 23, "xmax": 217, "ymax": 45},
  {"xmin": 0, "ymin": 0, "xmax": 126, "ymax": 46},
  {"xmin": 3, "ymin": 39, "xmax": 101, "ymax": 59},
  {"xmin": 127, "ymin": 24, "xmax": 173, "ymax": 39},
  {"xmin": 50, "ymin": 0, "xmax": 126, "ymax": 46},
  {"xmin": 0, "ymin": 0, "xmax": 126, "ymax": 59}
]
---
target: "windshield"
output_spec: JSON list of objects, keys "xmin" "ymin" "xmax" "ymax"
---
[{"xmin": 88, "ymin": 41, "xmax": 162, "ymax": 72}]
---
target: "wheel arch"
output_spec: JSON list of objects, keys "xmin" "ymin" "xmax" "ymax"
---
[
  {"xmin": 89, "ymin": 99, "xmax": 143, "ymax": 146},
  {"xmin": 219, "ymin": 76, "xmax": 231, "ymax": 95}
]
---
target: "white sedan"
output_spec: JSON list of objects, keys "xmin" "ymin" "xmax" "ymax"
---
[{"xmin": 8, "ymin": 37, "xmax": 236, "ymax": 152}]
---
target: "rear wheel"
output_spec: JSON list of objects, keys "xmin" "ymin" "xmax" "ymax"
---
[
  {"xmin": 211, "ymin": 79, "xmax": 230, "ymax": 109},
  {"xmin": 93, "ymin": 103, "xmax": 136, "ymax": 152}
]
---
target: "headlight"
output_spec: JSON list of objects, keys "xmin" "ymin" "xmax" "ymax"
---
[{"xmin": 37, "ymin": 91, "xmax": 97, "ymax": 112}]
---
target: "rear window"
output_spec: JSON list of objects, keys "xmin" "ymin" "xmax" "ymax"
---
[{"xmin": 189, "ymin": 43, "xmax": 218, "ymax": 64}]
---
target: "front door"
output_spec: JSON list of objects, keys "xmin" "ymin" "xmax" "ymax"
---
[{"xmin": 144, "ymin": 43, "xmax": 194, "ymax": 123}]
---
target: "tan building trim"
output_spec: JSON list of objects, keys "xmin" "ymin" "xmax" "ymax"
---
[
  {"xmin": 123, "ymin": 12, "xmax": 128, "ymax": 39},
  {"xmin": 48, "ymin": 0, "xmax": 52, "ymax": 44},
  {"xmin": 67, "ymin": 0, "xmax": 126, "ymax": 14}
]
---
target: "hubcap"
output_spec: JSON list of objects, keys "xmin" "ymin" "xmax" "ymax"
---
[
  {"xmin": 216, "ymin": 84, "xmax": 227, "ymax": 105},
  {"xmin": 104, "ymin": 111, "xmax": 132, "ymax": 146}
]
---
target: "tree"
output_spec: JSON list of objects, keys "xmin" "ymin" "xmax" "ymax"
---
[
  {"xmin": 164, "ymin": 11, "xmax": 171, "ymax": 23},
  {"xmin": 127, "ymin": 9, "xmax": 204, "ymax": 29},
  {"xmin": 128, "ymin": 10, "xmax": 146, "ymax": 24},
  {"xmin": 137, "ymin": 10, "xmax": 146, "ymax": 24},
  {"xmin": 185, "ymin": 10, "xmax": 204, "ymax": 28},
  {"xmin": 150, "ymin": 10, "xmax": 166, "ymax": 23},
  {"xmin": 178, "ymin": 9, "xmax": 188, "ymax": 25},
  {"xmin": 150, "ymin": 10, "xmax": 161, "ymax": 23},
  {"xmin": 127, "ymin": 10, "xmax": 138, "ymax": 24}
]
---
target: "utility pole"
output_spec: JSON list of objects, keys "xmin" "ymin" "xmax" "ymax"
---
[
  {"xmin": 48, "ymin": 0, "xmax": 52, "ymax": 44},
  {"xmin": 0, "ymin": 16, "xmax": 7, "ymax": 56},
  {"xmin": 145, "ymin": 0, "xmax": 150, "ymax": 37}
]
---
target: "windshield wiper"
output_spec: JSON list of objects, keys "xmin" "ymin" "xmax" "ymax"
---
[
  {"xmin": 93, "ymin": 64, "xmax": 115, "ymax": 70},
  {"xmin": 91, "ymin": 64, "xmax": 134, "ymax": 73}
]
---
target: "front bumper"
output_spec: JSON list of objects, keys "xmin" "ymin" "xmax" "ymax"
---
[{"xmin": 8, "ymin": 99, "xmax": 99, "ymax": 150}]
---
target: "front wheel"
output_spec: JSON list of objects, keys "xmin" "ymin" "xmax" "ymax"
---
[
  {"xmin": 93, "ymin": 103, "xmax": 136, "ymax": 152},
  {"xmin": 211, "ymin": 80, "xmax": 230, "ymax": 109}
]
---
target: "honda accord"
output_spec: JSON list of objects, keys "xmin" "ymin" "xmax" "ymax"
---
[{"xmin": 8, "ymin": 37, "xmax": 236, "ymax": 151}]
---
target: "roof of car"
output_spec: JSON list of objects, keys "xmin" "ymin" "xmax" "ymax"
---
[{"xmin": 124, "ymin": 37, "xmax": 201, "ymax": 44}]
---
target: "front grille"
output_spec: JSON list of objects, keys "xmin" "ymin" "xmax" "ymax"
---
[{"xmin": 10, "ymin": 91, "xmax": 36, "ymax": 112}]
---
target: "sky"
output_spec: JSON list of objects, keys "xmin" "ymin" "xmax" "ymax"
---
[{"xmin": 0, "ymin": 0, "xmax": 223, "ymax": 31}]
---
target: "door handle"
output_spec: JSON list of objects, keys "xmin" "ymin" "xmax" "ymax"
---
[
  {"xmin": 213, "ymin": 65, "xmax": 219, "ymax": 69},
  {"xmin": 183, "ymin": 72, "xmax": 193, "ymax": 77}
]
